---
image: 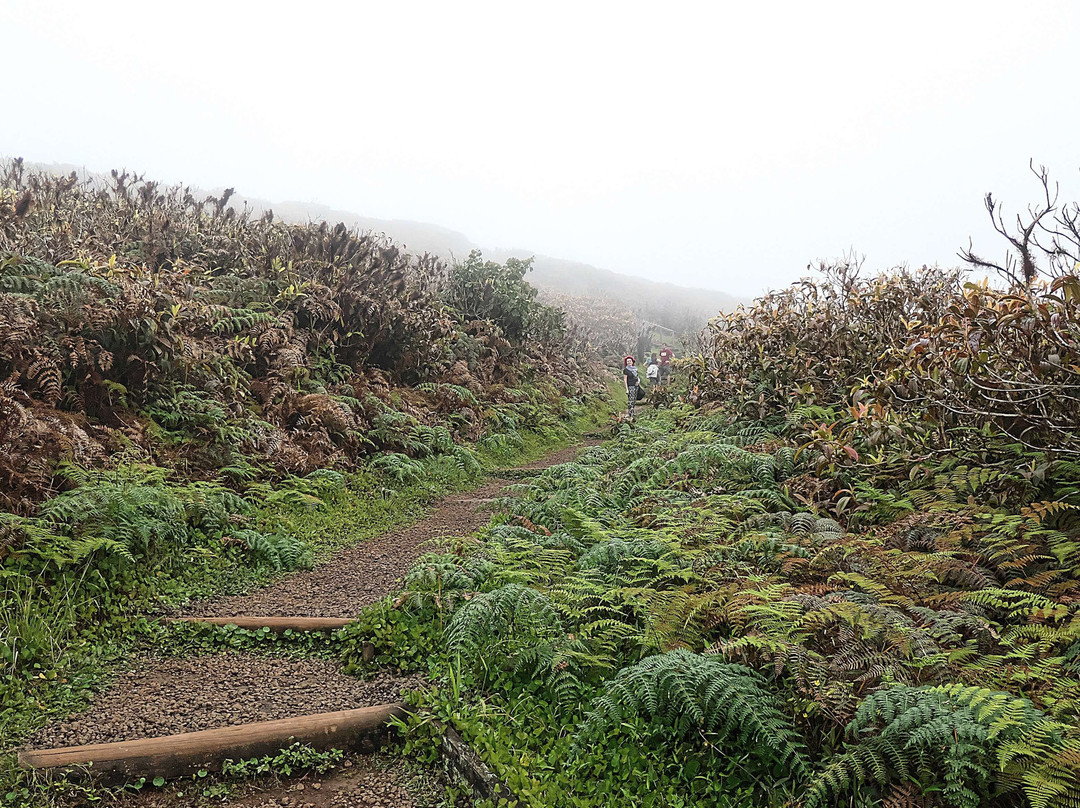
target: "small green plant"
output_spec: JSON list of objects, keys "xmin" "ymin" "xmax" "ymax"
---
[
  {"xmin": 341, "ymin": 598, "xmax": 443, "ymax": 674},
  {"xmin": 221, "ymin": 742, "xmax": 344, "ymax": 779}
]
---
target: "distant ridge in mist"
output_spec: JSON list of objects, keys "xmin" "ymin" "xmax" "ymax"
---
[
  {"xmin": 21, "ymin": 160, "xmax": 746, "ymax": 331},
  {"xmin": 258, "ymin": 199, "xmax": 746, "ymax": 327}
]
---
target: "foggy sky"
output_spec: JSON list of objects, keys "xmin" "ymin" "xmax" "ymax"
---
[{"xmin": 5, "ymin": 1, "xmax": 1079, "ymax": 297}]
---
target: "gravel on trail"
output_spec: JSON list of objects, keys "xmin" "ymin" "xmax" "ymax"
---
[
  {"xmin": 24, "ymin": 441, "xmax": 598, "ymax": 806},
  {"xmin": 180, "ymin": 442, "xmax": 594, "ymax": 619},
  {"xmin": 28, "ymin": 655, "xmax": 424, "ymax": 749},
  {"xmin": 121, "ymin": 754, "xmax": 447, "ymax": 808}
]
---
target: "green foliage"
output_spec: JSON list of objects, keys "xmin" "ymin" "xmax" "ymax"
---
[
  {"xmin": 220, "ymin": 742, "xmax": 344, "ymax": 779},
  {"xmin": 808, "ymin": 684, "xmax": 1080, "ymax": 808},
  {"xmin": 444, "ymin": 251, "xmax": 566, "ymax": 344},
  {"xmin": 386, "ymin": 400, "xmax": 1080, "ymax": 807},
  {"xmin": 446, "ymin": 584, "xmax": 564, "ymax": 682},
  {"xmin": 576, "ymin": 651, "xmax": 808, "ymax": 781},
  {"xmin": 400, "ymin": 674, "xmax": 776, "ymax": 808},
  {"xmin": 372, "ymin": 452, "xmax": 428, "ymax": 484},
  {"xmin": 341, "ymin": 598, "xmax": 444, "ymax": 674},
  {"xmin": 230, "ymin": 528, "xmax": 311, "ymax": 570}
]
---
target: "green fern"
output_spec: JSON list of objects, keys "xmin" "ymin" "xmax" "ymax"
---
[
  {"xmin": 370, "ymin": 452, "xmax": 426, "ymax": 484},
  {"xmin": 445, "ymin": 583, "xmax": 563, "ymax": 679},
  {"xmin": 806, "ymin": 684, "xmax": 1080, "ymax": 808},
  {"xmin": 231, "ymin": 528, "xmax": 311, "ymax": 571},
  {"xmin": 574, "ymin": 650, "xmax": 808, "ymax": 780}
]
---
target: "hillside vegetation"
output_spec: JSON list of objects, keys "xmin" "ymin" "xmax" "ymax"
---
[
  {"xmin": 7, "ymin": 154, "xmax": 1080, "ymax": 808},
  {"xmin": 243, "ymin": 194, "xmax": 744, "ymax": 346},
  {"xmin": 0, "ymin": 159, "xmax": 601, "ymax": 513},
  {"xmin": 17, "ymin": 162, "xmax": 741, "ymax": 351},
  {"xmin": 343, "ymin": 170, "xmax": 1080, "ymax": 807},
  {"xmin": 0, "ymin": 158, "xmax": 610, "ymax": 771}
]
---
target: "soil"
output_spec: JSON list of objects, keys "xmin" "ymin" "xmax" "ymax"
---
[
  {"xmin": 122, "ymin": 754, "xmax": 450, "ymax": 808},
  {"xmin": 179, "ymin": 442, "xmax": 595, "ymax": 619},
  {"xmin": 28, "ymin": 655, "xmax": 423, "ymax": 749}
]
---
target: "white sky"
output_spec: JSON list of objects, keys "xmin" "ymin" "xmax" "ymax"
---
[{"xmin": 5, "ymin": 0, "xmax": 1078, "ymax": 297}]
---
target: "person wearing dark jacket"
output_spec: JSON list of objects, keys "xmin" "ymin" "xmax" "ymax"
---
[
  {"xmin": 658, "ymin": 344, "xmax": 675, "ymax": 384},
  {"xmin": 623, "ymin": 355, "xmax": 640, "ymax": 420}
]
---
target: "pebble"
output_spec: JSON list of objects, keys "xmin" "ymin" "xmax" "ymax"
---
[{"xmin": 28, "ymin": 657, "xmax": 424, "ymax": 747}]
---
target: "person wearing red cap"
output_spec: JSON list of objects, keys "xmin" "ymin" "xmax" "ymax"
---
[{"xmin": 622, "ymin": 355, "xmax": 640, "ymax": 420}]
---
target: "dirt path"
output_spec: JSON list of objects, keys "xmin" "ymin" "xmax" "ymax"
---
[
  {"xmin": 124, "ymin": 753, "xmax": 444, "ymax": 808},
  {"xmin": 180, "ymin": 442, "xmax": 594, "ymax": 619},
  {"xmin": 28, "ymin": 658, "xmax": 422, "ymax": 749},
  {"xmin": 27, "ymin": 440, "xmax": 598, "ymax": 807}
]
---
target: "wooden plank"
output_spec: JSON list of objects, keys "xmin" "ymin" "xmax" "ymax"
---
[
  {"xmin": 168, "ymin": 616, "xmax": 354, "ymax": 632},
  {"xmin": 440, "ymin": 725, "xmax": 514, "ymax": 802},
  {"xmin": 18, "ymin": 704, "xmax": 405, "ymax": 785}
]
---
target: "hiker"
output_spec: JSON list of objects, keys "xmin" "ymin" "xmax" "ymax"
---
[
  {"xmin": 622, "ymin": 355, "xmax": 640, "ymax": 419},
  {"xmin": 646, "ymin": 357, "xmax": 660, "ymax": 387},
  {"xmin": 658, "ymin": 343, "xmax": 675, "ymax": 384}
]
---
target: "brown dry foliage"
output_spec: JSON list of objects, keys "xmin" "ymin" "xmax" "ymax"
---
[{"xmin": 0, "ymin": 160, "xmax": 602, "ymax": 511}]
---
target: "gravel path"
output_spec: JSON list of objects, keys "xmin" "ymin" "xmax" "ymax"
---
[
  {"xmin": 122, "ymin": 754, "xmax": 447, "ymax": 808},
  {"xmin": 181, "ymin": 443, "xmax": 593, "ymax": 619},
  {"xmin": 29, "ymin": 655, "xmax": 423, "ymax": 749},
  {"xmin": 25, "ymin": 441, "xmax": 596, "ymax": 806}
]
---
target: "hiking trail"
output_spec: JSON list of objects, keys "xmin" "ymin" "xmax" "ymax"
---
[{"xmin": 23, "ymin": 441, "xmax": 598, "ymax": 807}]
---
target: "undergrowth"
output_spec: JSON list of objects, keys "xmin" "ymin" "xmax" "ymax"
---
[
  {"xmin": 343, "ymin": 403, "xmax": 1080, "ymax": 808},
  {"xmin": 0, "ymin": 390, "xmax": 611, "ymax": 806}
]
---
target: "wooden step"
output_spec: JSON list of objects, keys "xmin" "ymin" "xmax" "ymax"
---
[
  {"xmin": 19, "ymin": 704, "xmax": 405, "ymax": 785},
  {"xmin": 169, "ymin": 616, "xmax": 354, "ymax": 632}
]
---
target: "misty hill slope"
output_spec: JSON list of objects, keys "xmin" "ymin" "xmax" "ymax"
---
[
  {"xmin": 259, "ymin": 204, "xmax": 745, "ymax": 334},
  {"xmin": 21, "ymin": 160, "xmax": 744, "ymax": 333},
  {"xmin": 257, "ymin": 199, "xmax": 745, "ymax": 329},
  {"xmin": 488, "ymin": 248, "xmax": 743, "ymax": 324}
]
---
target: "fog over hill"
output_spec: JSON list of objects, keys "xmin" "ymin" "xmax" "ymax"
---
[
  {"xmin": 21, "ymin": 161, "xmax": 746, "ymax": 334},
  {"xmin": 249, "ymin": 196, "xmax": 746, "ymax": 333}
]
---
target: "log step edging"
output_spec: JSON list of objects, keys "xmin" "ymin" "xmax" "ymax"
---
[
  {"xmin": 18, "ymin": 703, "xmax": 405, "ymax": 786},
  {"xmin": 439, "ymin": 724, "xmax": 514, "ymax": 803},
  {"xmin": 168, "ymin": 616, "xmax": 355, "ymax": 633}
]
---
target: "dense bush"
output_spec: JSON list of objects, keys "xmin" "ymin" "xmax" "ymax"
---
[
  {"xmin": 691, "ymin": 167, "xmax": 1080, "ymax": 460},
  {"xmin": 690, "ymin": 259, "xmax": 1080, "ymax": 463},
  {"xmin": 445, "ymin": 251, "xmax": 567, "ymax": 346},
  {"xmin": 0, "ymin": 159, "xmax": 602, "ymax": 512},
  {"xmin": 365, "ymin": 408, "xmax": 1080, "ymax": 806}
]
